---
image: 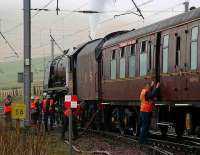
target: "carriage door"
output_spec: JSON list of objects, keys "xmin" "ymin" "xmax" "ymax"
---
[{"xmin": 173, "ymin": 25, "xmax": 188, "ymax": 100}]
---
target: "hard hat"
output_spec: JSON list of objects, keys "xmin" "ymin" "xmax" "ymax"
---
[
  {"xmin": 43, "ymin": 92, "xmax": 47, "ymax": 96},
  {"xmin": 31, "ymin": 96, "xmax": 35, "ymax": 100}
]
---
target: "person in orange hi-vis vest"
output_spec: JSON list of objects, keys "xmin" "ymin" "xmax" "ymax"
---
[
  {"xmin": 61, "ymin": 102, "xmax": 71, "ymax": 140},
  {"xmin": 3, "ymin": 95, "xmax": 12, "ymax": 128},
  {"xmin": 31, "ymin": 96, "xmax": 40, "ymax": 125},
  {"xmin": 42, "ymin": 95, "xmax": 50, "ymax": 132},
  {"xmin": 139, "ymin": 81, "xmax": 160, "ymax": 144}
]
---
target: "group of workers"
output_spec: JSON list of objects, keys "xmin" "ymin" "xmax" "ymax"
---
[
  {"xmin": 2, "ymin": 93, "xmax": 79, "ymax": 140},
  {"xmin": 30, "ymin": 94, "xmax": 80, "ymax": 139},
  {"xmin": 2, "ymin": 80, "xmax": 160, "ymax": 144}
]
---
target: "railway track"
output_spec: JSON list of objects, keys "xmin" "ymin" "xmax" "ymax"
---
[{"xmin": 79, "ymin": 128, "xmax": 200, "ymax": 155}]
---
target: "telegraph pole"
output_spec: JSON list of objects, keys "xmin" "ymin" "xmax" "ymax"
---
[{"xmin": 23, "ymin": 0, "xmax": 31, "ymax": 124}]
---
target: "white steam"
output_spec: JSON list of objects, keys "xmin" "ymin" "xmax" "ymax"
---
[{"xmin": 89, "ymin": 0, "xmax": 114, "ymax": 39}]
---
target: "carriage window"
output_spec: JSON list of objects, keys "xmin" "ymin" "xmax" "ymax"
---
[
  {"xmin": 141, "ymin": 41, "xmax": 146, "ymax": 53},
  {"xmin": 149, "ymin": 42, "xmax": 154, "ymax": 71},
  {"xmin": 140, "ymin": 41, "xmax": 147, "ymax": 76},
  {"xmin": 191, "ymin": 27, "xmax": 198, "ymax": 70},
  {"xmin": 120, "ymin": 47, "xmax": 125, "ymax": 58},
  {"xmin": 111, "ymin": 50, "xmax": 116, "ymax": 79},
  {"xmin": 120, "ymin": 47, "xmax": 125, "ymax": 78},
  {"xmin": 112, "ymin": 50, "xmax": 116, "ymax": 60},
  {"xmin": 176, "ymin": 36, "xmax": 181, "ymax": 67},
  {"xmin": 163, "ymin": 35, "xmax": 169, "ymax": 73},
  {"xmin": 131, "ymin": 44, "xmax": 136, "ymax": 55},
  {"xmin": 129, "ymin": 44, "xmax": 136, "ymax": 77}
]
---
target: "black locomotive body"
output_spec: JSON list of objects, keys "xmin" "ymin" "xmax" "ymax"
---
[{"xmin": 44, "ymin": 8, "xmax": 200, "ymax": 137}]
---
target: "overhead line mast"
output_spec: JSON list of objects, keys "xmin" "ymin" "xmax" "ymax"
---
[{"xmin": 23, "ymin": 0, "xmax": 31, "ymax": 124}]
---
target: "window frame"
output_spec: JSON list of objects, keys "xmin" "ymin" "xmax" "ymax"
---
[
  {"xmin": 190, "ymin": 26, "xmax": 198, "ymax": 70},
  {"xmin": 110, "ymin": 50, "xmax": 117, "ymax": 80},
  {"xmin": 162, "ymin": 34, "xmax": 169, "ymax": 73},
  {"xmin": 139, "ymin": 41, "xmax": 148, "ymax": 76},
  {"xmin": 119, "ymin": 47, "xmax": 126, "ymax": 79},
  {"xmin": 129, "ymin": 44, "xmax": 136, "ymax": 77}
]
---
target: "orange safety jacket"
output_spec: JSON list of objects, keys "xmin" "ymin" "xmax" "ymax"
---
[
  {"xmin": 42, "ymin": 99, "xmax": 49, "ymax": 113},
  {"xmin": 4, "ymin": 105, "xmax": 11, "ymax": 113},
  {"xmin": 63, "ymin": 102, "xmax": 72, "ymax": 117},
  {"xmin": 140, "ymin": 88, "xmax": 154, "ymax": 112},
  {"xmin": 73, "ymin": 105, "xmax": 82, "ymax": 117},
  {"xmin": 3, "ymin": 99, "xmax": 12, "ymax": 113},
  {"xmin": 31, "ymin": 101, "xmax": 36, "ymax": 110}
]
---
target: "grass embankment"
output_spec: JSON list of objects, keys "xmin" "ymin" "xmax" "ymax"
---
[{"xmin": 0, "ymin": 122, "xmax": 70, "ymax": 155}]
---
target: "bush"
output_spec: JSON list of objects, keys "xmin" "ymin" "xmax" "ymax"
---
[{"xmin": 0, "ymin": 123, "xmax": 49, "ymax": 155}]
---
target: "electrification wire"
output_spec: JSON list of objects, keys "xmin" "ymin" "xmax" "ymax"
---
[
  {"xmin": 118, "ymin": 1, "xmax": 185, "ymax": 31},
  {"xmin": 50, "ymin": 33, "xmax": 64, "ymax": 52},
  {"xmin": 0, "ymin": 0, "xmax": 56, "ymax": 61},
  {"xmin": 32, "ymin": 0, "xmax": 56, "ymax": 18},
  {"xmin": 0, "ymin": 31, "xmax": 19, "ymax": 57},
  {"xmin": 32, "ymin": 0, "xmax": 152, "ymax": 50},
  {"xmin": 3, "ymin": 0, "xmax": 56, "ymax": 34}
]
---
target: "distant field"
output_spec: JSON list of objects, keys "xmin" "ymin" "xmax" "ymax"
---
[{"xmin": 0, "ymin": 58, "xmax": 48, "ymax": 89}]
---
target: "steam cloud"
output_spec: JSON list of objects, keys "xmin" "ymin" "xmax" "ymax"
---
[{"xmin": 89, "ymin": 0, "xmax": 113, "ymax": 39}]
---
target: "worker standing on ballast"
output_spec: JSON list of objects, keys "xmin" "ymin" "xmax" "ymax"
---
[
  {"xmin": 61, "ymin": 101, "xmax": 79, "ymax": 140},
  {"xmin": 31, "ymin": 96, "xmax": 38, "ymax": 126},
  {"xmin": 61, "ymin": 102, "xmax": 71, "ymax": 140},
  {"xmin": 139, "ymin": 81, "xmax": 160, "ymax": 144},
  {"xmin": 42, "ymin": 95, "xmax": 50, "ymax": 132}
]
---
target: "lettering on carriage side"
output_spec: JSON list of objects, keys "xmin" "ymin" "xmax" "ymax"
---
[{"xmin": 119, "ymin": 39, "xmax": 136, "ymax": 47}]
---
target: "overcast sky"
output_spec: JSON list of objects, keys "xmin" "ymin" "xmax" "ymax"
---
[{"xmin": 0, "ymin": 0, "xmax": 200, "ymax": 62}]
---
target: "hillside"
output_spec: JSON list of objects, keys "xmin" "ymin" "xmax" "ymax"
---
[{"xmin": 0, "ymin": 58, "xmax": 48, "ymax": 89}]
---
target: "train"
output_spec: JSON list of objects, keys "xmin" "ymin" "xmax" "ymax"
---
[{"xmin": 44, "ymin": 8, "xmax": 200, "ymax": 137}]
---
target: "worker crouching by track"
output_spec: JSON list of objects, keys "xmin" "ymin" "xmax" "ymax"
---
[{"xmin": 139, "ymin": 81, "xmax": 160, "ymax": 145}]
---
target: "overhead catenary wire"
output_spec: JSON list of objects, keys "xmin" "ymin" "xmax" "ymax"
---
[
  {"xmin": 32, "ymin": 0, "xmax": 153, "ymax": 51},
  {"xmin": 50, "ymin": 33, "xmax": 64, "ymax": 53},
  {"xmin": 3, "ymin": 0, "xmax": 56, "ymax": 35},
  {"xmin": 0, "ymin": 31, "xmax": 19, "ymax": 58},
  {"xmin": 0, "ymin": 0, "xmax": 56, "ymax": 62},
  {"xmin": 131, "ymin": 0, "xmax": 145, "ymax": 19}
]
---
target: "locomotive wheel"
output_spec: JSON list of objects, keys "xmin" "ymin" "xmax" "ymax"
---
[{"xmin": 159, "ymin": 126, "xmax": 168, "ymax": 137}]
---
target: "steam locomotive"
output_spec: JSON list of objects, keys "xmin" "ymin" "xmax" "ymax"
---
[{"xmin": 44, "ymin": 8, "xmax": 200, "ymax": 137}]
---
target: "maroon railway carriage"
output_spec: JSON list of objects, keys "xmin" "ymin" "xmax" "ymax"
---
[
  {"xmin": 45, "ymin": 8, "xmax": 200, "ymax": 137},
  {"xmin": 94, "ymin": 8, "xmax": 200, "ymax": 136}
]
